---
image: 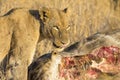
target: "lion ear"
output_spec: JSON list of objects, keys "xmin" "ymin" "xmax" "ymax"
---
[
  {"xmin": 29, "ymin": 10, "xmax": 40, "ymax": 20},
  {"xmin": 62, "ymin": 8, "xmax": 68, "ymax": 13},
  {"xmin": 39, "ymin": 7, "xmax": 50, "ymax": 22}
]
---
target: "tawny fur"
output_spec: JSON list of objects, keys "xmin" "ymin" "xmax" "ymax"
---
[{"xmin": 0, "ymin": 8, "xmax": 70, "ymax": 80}]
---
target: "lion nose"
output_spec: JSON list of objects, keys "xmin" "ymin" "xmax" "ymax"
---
[
  {"xmin": 61, "ymin": 40, "xmax": 70, "ymax": 45},
  {"xmin": 61, "ymin": 41, "xmax": 66, "ymax": 44}
]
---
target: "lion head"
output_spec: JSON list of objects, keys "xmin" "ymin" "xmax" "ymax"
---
[{"xmin": 39, "ymin": 8, "xmax": 70, "ymax": 51}]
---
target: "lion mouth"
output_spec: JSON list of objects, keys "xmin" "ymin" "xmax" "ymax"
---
[
  {"xmin": 53, "ymin": 40, "xmax": 70, "ymax": 49},
  {"xmin": 53, "ymin": 42, "xmax": 60, "ymax": 48}
]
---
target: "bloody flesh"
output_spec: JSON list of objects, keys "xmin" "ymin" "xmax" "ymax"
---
[{"xmin": 59, "ymin": 46, "xmax": 120, "ymax": 80}]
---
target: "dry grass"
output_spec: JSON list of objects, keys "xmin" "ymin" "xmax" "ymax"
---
[{"xmin": 0, "ymin": 0, "xmax": 120, "ymax": 79}]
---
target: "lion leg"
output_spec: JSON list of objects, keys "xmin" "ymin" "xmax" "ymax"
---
[
  {"xmin": 0, "ymin": 25, "xmax": 13, "ymax": 63},
  {"xmin": 5, "ymin": 26, "xmax": 39, "ymax": 80},
  {"xmin": 6, "ymin": 45, "xmax": 37, "ymax": 80},
  {"xmin": 0, "ymin": 30, "xmax": 12, "ymax": 80}
]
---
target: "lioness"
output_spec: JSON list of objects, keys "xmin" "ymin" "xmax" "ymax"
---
[{"xmin": 0, "ymin": 7, "xmax": 70, "ymax": 80}]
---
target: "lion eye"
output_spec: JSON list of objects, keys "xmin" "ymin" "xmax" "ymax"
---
[
  {"xmin": 66, "ymin": 26, "xmax": 70, "ymax": 31},
  {"xmin": 53, "ymin": 26, "xmax": 59, "ymax": 31}
]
